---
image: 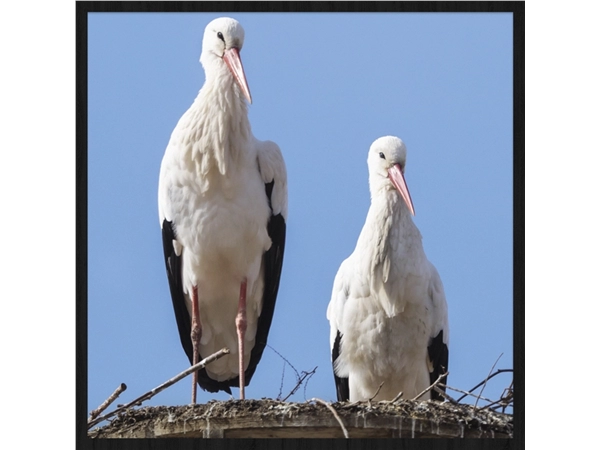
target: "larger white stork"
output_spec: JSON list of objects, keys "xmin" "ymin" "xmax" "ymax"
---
[
  {"xmin": 158, "ymin": 17, "xmax": 287, "ymax": 402},
  {"xmin": 327, "ymin": 136, "xmax": 448, "ymax": 402}
]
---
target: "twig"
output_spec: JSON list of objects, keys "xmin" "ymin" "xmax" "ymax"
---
[
  {"xmin": 268, "ymin": 344, "xmax": 300, "ymax": 379},
  {"xmin": 277, "ymin": 361, "xmax": 286, "ymax": 400},
  {"xmin": 501, "ymin": 380, "xmax": 514, "ymax": 413},
  {"xmin": 483, "ymin": 395, "xmax": 513, "ymax": 412},
  {"xmin": 433, "ymin": 385, "xmax": 459, "ymax": 404},
  {"xmin": 441, "ymin": 384, "xmax": 496, "ymax": 405},
  {"xmin": 474, "ymin": 354, "xmax": 503, "ymax": 409},
  {"xmin": 87, "ymin": 348, "xmax": 230, "ymax": 429},
  {"xmin": 456, "ymin": 368, "xmax": 513, "ymax": 403},
  {"xmin": 483, "ymin": 380, "xmax": 514, "ymax": 412},
  {"xmin": 391, "ymin": 391, "xmax": 404, "ymax": 403},
  {"xmin": 308, "ymin": 398, "xmax": 349, "ymax": 438},
  {"xmin": 88, "ymin": 383, "xmax": 127, "ymax": 422},
  {"xmin": 302, "ymin": 368, "xmax": 317, "ymax": 401},
  {"xmin": 412, "ymin": 371, "xmax": 449, "ymax": 401},
  {"xmin": 367, "ymin": 382, "xmax": 385, "ymax": 406},
  {"xmin": 344, "ymin": 400, "xmax": 362, "ymax": 407},
  {"xmin": 281, "ymin": 366, "xmax": 317, "ymax": 402},
  {"xmin": 268, "ymin": 344, "xmax": 311, "ymax": 401}
]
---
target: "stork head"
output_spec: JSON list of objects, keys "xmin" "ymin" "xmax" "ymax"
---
[
  {"xmin": 367, "ymin": 136, "xmax": 415, "ymax": 215},
  {"xmin": 200, "ymin": 17, "xmax": 252, "ymax": 103}
]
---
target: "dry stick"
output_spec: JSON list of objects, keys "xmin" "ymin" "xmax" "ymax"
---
[
  {"xmin": 456, "ymin": 368, "xmax": 512, "ymax": 403},
  {"xmin": 474, "ymin": 354, "xmax": 503, "ymax": 409},
  {"xmin": 411, "ymin": 372, "xmax": 449, "ymax": 401},
  {"xmin": 391, "ymin": 391, "xmax": 404, "ymax": 403},
  {"xmin": 482, "ymin": 394, "xmax": 513, "ymax": 412},
  {"xmin": 433, "ymin": 385, "xmax": 459, "ymax": 405},
  {"xmin": 268, "ymin": 344, "xmax": 300, "ymax": 378},
  {"xmin": 277, "ymin": 361, "xmax": 286, "ymax": 400},
  {"xmin": 308, "ymin": 398, "xmax": 349, "ymax": 439},
  {"xmin": 441, "ymin": 384, "xmax": 496, "ymax": 405},
  {"xmin": 89, "ymin": 383, "xmax": 127, "ymax": 422},
  {"xmin": 302, "ymin": 368, "xmax": 317, "ymax": 401},
  {"xmin": 344, "ymin": 400, "xmax": 362, "ymax": 407},
  {"xmin": 501, "ymin": 380, "xmax": 514, "ymax": 413},
  {"xmin": 267, "ymin": 343, "xmax": 303, "ymax": 401},
  {"xmin": 484, "ymin": 380, "xmax": 514, "ymax": 412},
  {"xmin": 280, "ymin": 366, "xmax": 318, "ymax": 402},
  {"xmin": 367, "ymin": 382, "xmax": 385, "ymax": 406},
  {"xmin": 87, "ymin": 348, "xmax": 230, "ymax": 429},
  {"xmin": 490, "ymin": 404, "xmax": 512, "ymax": 413}
]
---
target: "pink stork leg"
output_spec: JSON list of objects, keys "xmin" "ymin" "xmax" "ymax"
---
[
  {"xmin": 190, "ymin": 286, "xmax": 201, "ymax": 404},
  {"xmin": 235, "ymin": 278, "xmax": 248, "ymax": 400}
]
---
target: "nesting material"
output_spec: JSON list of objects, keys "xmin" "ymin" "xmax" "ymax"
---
[{"xmin": 88, "ymin": 398, "xmax": 513, "ymax": 439}]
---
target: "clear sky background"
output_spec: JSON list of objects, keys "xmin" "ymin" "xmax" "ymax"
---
[{"xmin": 87, "ymin": 12, "xmax": 513, "ymax": 414}]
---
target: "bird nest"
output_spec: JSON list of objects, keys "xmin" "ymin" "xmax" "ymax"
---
[{"xmin": 88, "ymin": 398, "xmax": 513, "ymax": 439}]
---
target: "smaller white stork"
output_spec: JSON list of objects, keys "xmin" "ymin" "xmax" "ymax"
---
[
  {"xmin": 327, "ymin": 136, "xmax": 449, "ymax": 402},
  {"xmin": 158, "ymin": 17, "xmax": 287, "ymax": 402}
]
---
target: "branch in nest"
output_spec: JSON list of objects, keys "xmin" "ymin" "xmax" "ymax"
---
[
  {"xmin": 412, "ymin": 371, "xmax": 449, "ymax": 401},
  {"xmin": 88, "ymin": 383, "xmax": 127, "ymax": 422},
  {"xmin": 483, "ymin": 380, "xmax": 514, "ymax": 412},
  {"xmin": 267, "ymin": 345, "xmax": 318, "ymax": 402},
  {"xmin": 87, "ymin": 347, "xmax": 230, "ymax": 429},
  {"xmin": 277, "ymin": 360, "xmax": 286, "ymax": 400},
  {"xmin": 367, "ymin": 382, "xmax": 385, "ymax": 407},
  {"xmin": 280, "ymin": 366, "xmax": 317, "ymax": 402},
  {"xmin": 483, "ymin": 396, "xmax": 514, "ymax": 412},
  {"xmin": 474, "ymin": 353, "xmax": 503, "ymax": 409},
  {"xmin": 433, "ymin": 385, "xmax": 459, "ymax": 404},
  {"xmin": 308, "ymin": 398, "xmax": 349, "ymax": 438},
  {"xmin": 391, "ymin": 391, "xmax": 404, "ymax": 403},
  {"xmin": 268, "ymin": 344, "xmax": 300, "ymax": 397},
  {"xmin": 455, "ymin": 368, "xmax": 513, "ymax": 403},
  {"xmin": 442, "ymin": 384, "xmax": 496, "ymax": 405},
  {"xmin": 268, "ymin": 344, "xmax": 300, "ymax": 379}
]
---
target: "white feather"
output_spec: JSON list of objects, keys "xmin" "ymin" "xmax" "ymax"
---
[{"xmin": 327, "ymin": 136, "xmax": 449, "ymax": 401}]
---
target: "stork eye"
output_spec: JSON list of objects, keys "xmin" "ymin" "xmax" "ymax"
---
[
  {"xmin": 217, "ymin": 32, "xmax": 225, "ymax": 42},
  {"xmin": 379, "ymin": 152, "xmax": 386, "ymax": 159}
]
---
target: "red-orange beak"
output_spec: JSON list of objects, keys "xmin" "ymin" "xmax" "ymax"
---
[
  {"xmin": 223, "ymin": 47, "xmax": 252, "ymax": 104},
  {"xmin": 388, "ymin": 164, "xmax": 415, "ymax": 216}
]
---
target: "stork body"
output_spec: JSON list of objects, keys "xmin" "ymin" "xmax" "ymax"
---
[
  {"xmin": 327, "ymin": 136, "xmax": 448, "ymax": 402},
  {"xmin": 158, "ymin": 17, "xmax": 287, "ymax": 401}
]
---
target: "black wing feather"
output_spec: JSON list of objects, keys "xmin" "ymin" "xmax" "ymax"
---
[
  {"xmin": 332, "ymin": 330, "xmax": 350, "ymax": 401},
  {"xmin": 241, "ymin": 180, "xmax": 286, "ymax": 384},
  {"xmin": 427, "ymin": 329, "xmax": 449, "ymax": 401}
]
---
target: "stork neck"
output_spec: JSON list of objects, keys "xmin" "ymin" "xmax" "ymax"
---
[
  {"xmin": 203, "ymin": 61, "xmax": 249, "ymax": 109},
  {"xmin": 199, "ymin": 63, "xmax": 250, "ymax": 127},
  {"xmin": 185, "ymin": 64, "xmax": 252, "ymax": 177},
  {"xmin": 368, "ymin": 188, "xmax": 417, "ymax": 235},
  {"xmin": 359, "ymin": 188, "xmax": 422, "ymax": 281}
]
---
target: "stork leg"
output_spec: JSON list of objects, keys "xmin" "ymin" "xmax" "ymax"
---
[
  {"xmin": 236, "ymin": 278, "xmax": 248, "ymax": 400},
  {"xmin": 190, "ymin": 286, "xmax": 201, "ymax": 404}
]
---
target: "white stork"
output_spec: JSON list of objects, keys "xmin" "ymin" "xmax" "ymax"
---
[
  {"xmin": 327, "ymin": 136, "xmax": 449, "ymax": 402},
  {"xmin": 158, "ymin": 17, "xmax": 287, "ymax": 402}
]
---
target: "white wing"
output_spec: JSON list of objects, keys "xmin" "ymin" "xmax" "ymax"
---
[{"xmin": 255, "ymin": 138, "xmax": 288, "ymax": 221}]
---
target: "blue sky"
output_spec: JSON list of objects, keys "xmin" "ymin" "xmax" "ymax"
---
[{"xmin": 87, "ymin": 12, "xmax": 513, "ymax": 415}]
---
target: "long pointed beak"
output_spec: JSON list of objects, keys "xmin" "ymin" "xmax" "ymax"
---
[
  {"xmin": 388, "ymin": 164, "xmax": 415, "ymax": 216},
  {"xmin": 223, "ymin": 47, "xmax": 252, "ymax": 104}
]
